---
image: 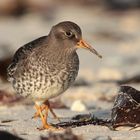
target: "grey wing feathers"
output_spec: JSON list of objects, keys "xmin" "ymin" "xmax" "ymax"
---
[{"xmin": 7, "ymin": 36, "xmax": 47, "ymax": 81}]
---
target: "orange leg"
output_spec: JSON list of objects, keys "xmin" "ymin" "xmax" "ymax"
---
[
  {"xmin": 45, "ymin": 100, "xmax": 60, "ymax": 122},
  {"xmin": 32, "ymin": 104, "xmax": 46, "ymax": 119},
  {"xmin": 33, "ymin": 101, "xmax": 60, "ymax": 122},
  {"xmin": 35, "ymin": 104, "xmax": 57, "ymax": 130}
]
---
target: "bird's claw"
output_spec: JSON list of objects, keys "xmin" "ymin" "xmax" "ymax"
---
[{"xmin": 37, "ymin": 125, "xmax": 64, "ymax": 131}]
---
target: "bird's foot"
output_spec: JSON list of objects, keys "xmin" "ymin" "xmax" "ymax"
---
[
  {"xmin": 32, "ymin": 103, "xmax": 61, "ymax": 123},
  {"xmin": 45, "ymin": 101, "xmax": 61, "ymax": 123},
  {"xmin": 34, "ymin": 101, "xmax": 62, "ymax": 131},
  {"xmin": 37, "ymin": 124, "xmax": 64, "ymax": 131}
]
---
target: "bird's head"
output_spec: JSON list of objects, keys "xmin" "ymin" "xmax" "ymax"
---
[{"xmin": 49, "ymin": 21, "xmax": 102, "ymax": 58}]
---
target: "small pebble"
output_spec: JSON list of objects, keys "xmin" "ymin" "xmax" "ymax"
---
[{"xmin": 71, "ymin": 100, "xmax": 87, "ymax": 112}]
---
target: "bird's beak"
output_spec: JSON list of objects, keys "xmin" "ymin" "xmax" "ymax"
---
[{"xmin": 77, "ymin": 39, "xmax": 102, "ymax": 58}]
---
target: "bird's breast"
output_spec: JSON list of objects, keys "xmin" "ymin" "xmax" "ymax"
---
[
  {"xmin": 13, "ymin": 52, "xmax": 79, "ymax": 101},
  {"xmin": 42, "ymin": 58, "xmax": 79, "ymax": 99}
]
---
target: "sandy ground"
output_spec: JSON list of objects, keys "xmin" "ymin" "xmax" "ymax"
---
[
  {"xmin": 0, "ymin": 4, "xmax": 140, "ymax": 140},
  {"xmin": 0, "ymin": 104, "xmax": 140, "ymax": 140}
]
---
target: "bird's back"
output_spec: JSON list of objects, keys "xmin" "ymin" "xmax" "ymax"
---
[{"xmin": 7, "ymin": 36, "xmax": 47, "ymax": 81}]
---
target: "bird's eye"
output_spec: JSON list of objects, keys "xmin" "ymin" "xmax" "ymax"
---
[{"xmin": 65, "ymin": 31, "xmax": 73, "ymax": 37}]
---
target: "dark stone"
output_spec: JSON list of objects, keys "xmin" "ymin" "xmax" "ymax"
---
[{"xmin": 111, "ymin": 85, "xmax": 140, "ymax": 127}]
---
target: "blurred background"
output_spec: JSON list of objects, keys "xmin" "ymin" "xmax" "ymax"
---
[
  {"xmin": 0, "ymin": 0, "xmax": 140, "ymax": 105},
  {"xmin": 0, "ymin": 1, "xmax": 140, "ymax": 139}
]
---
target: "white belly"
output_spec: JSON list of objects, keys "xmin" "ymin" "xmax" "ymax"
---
[
  {"xmin": 31, "ymin": 77, "xmax": 70, "ymax": 101},
  {"xmin": 36, "ymin": 83, "xmax": 64, "ymax": 100}
]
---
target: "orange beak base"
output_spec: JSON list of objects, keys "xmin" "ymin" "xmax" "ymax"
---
[{"xmin": 77, "ymin": 39, "xmax": 102, "ymax": 59}]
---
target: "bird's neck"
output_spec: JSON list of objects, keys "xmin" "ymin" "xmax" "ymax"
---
[
  {"xmin": 43, "ymin": 36, "xmax": 77, "ymax": 63},
  {"xmin": 48, "ymin": 47, "xmax": 76, "ymax": 63},
  {"xmin": 39, "ymin": 47, "xmax": 76, "ymax": 67}
]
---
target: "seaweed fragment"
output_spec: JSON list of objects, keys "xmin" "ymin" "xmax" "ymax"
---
[{"xmin": 55, "ymin": 114, "xmax": 111, "ymax": 128}]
